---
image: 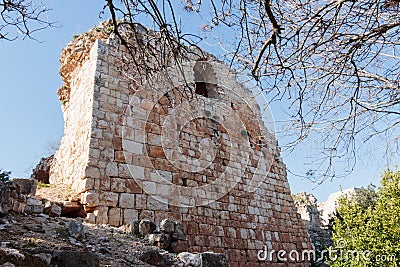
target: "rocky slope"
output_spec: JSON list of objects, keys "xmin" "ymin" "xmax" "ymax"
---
[{"xmin": 0, "ymin": 180, "xmax": 227, "ymax": 267}]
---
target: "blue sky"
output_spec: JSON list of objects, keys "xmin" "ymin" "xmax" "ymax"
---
[
  {"xmin": 0, "ymin": 1, "xmax": 105, "ymax": 175},
  {"xmin": 0, "ymin": 1, "xmax": 396, "ymax": 202}
]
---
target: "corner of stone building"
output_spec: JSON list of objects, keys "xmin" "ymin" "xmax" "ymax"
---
[{"xmin": 50, "ymin": 36, "xmax": 108, "ymax": 200}]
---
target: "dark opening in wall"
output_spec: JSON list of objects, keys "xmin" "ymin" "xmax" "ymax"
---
[
  {"xmin": 193, "ymin": 60, "xmax": 218, "ymax": 99},
  {"xmin": 195, "ymin": 82, "xmax": 209, "ymax": 97}
]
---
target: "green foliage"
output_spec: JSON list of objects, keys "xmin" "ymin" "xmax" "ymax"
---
[
  {"xmin": 103, "ymin": 25, "xmax": 114, "ymax": 34},
  {"xmin": 353, "ymin": 184, "xmax": 377, "ymax": 210},
  {"xmin": 329, "ymin": 169, "xmax": 400, "ymax": 266},
  {"xmin": 0, "ymin": 169, "xmax": 11, "ymax": 182},
  {"xmin": 103, "ymin": 20, "xmax": 123, "ymax": 35},
  {"xmin": 37, "ymin": 182, "xmax": 50, "ymax": 188}
]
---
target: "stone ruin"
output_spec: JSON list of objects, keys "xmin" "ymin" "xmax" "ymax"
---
[
  {"xmin": 46, "ymin": 23, "xmax": 312, "ymax": 266},
  {"xmin": 292, "ymin": 190, "xmax": 361, "ymax": 266},
  {"xmin": 293, "ymin": 192, "xmax": 332, "ymax": 266}
]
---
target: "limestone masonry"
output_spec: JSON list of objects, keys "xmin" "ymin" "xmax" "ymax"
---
[{"xmin": 49, "ymin": 23, "xmax": 312, "ymax": 266}]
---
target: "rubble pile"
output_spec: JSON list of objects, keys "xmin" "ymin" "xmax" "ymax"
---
[{"xmin": 0, "ymin": 178, "xmax": 228, "ymax": 267}]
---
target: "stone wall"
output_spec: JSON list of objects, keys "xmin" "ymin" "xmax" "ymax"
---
[
  {"xmin": 50, "ymin": 38, "xmax": 100, "ymax": 193},
  {"xmin": 293, "ymin": 192, "xmax": 321, "ymax": 229},
  {"xmin": 293, "ymin": 192, "xmax": 332, "ymax": 266},
  {"xmin": 50, "ymin": 25, "xmax": 312, "ymax": 266},
  {"xmin": 0, "ymin": 178, "xmax": 42, "ymax": 216}
]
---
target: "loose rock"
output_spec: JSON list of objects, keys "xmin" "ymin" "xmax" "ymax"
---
[
  {"xmin": 137, "ymin": 248, "xmax": 172, "ymax": 267},
  {"xmin": 119, "ymin": 220, "xmax": 140, "ymax": 235},
  {"xmin": 172, "ymin": 223, "xmax": 186, "ymax": 241},
  {"xmin": 49, "ymin": 204, "xmax": 62, "ymax": 217},
  {"xmin": 24, "ymin": 197, "xmax": 44, "ymax": 215},
  {"xmin": 177, "ymin": 252, "xmax": 201, "ymax": 267},
  {"xmin": 147, "ymin": 233, "xmax": 171, "ymax": 250},
  {"xmin": 44, "ymin": 202, "xmax": 62, "ymax": 217},
  {"xmin": 159, "ymin": 219, "xmax": 175, "ymax": 234},
  {"xmin": 68, "ymin": 221, "xmax": 85, "ymax": 240},
  {"xmin": 139, "ymin": 220, "xmax": 156, "ymax": 236},
  {"xmin": 0, "ymin": 248, "xmax": 25, "ymax": 266},
  {"xmin": 13, "ymin": 178, "xmax": 37, "ymax": 196},
  {"xmin": 51, "ymin": 251, "xmax": 99, "ymax": 267}
]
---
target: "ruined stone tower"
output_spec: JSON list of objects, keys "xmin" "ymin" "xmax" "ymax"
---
[{"xmin": 50, "ymin": 23, "xmax": 312, "ymax": 266}]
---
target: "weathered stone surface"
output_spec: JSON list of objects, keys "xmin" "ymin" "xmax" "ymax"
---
[
  {"xmin": 137, "ymin": 248, "xmax": 172, "ymax": 267},
  {"xmin": 122, "ymin": 209, "xmax": 138, "ymax": 225},
  {"xmin": 119, "ymin": 220, "xmax": 140, "ymax": 235},
  {"xmin": 31, "ymin": 155, "xmax": 54, "ymax": 184},
  {"xmin": 293, "ymin": 192, "xmax": 321, "ymax": 228},
  {"xmin": 26, "ymin": 198, "xmax": 42, "ymax": 206},
  {"xmin": 43, "ymin": 201, "xmax": 63, "ymax": 217},
  {"xmin": 131, "ymin": 220, "xmax": 141, "ymax": 235},
  {"xmin": 171, "ymin": 223, "xmax": 185, "ymax": 241},
  {"xmin": 11, "ymin": 201, "xmax": 25, "ymax": 214},
  {"xmin": 0, "ymin": 248, "xmax": 25, "ymax": 266},
  {"xmin": 138, "ymin": 220, "xmax": 156, "ymax": 236},
  {"xmin": 1, "ymin": 262, "xmax": 15, "ymax": 267},
  {"xmin": 68, "ymin": 221, "xmax": 85, "ymax": 241},
  {"xmin": 23, "ymin": 222, "xmax": 45, "ymax": 233},
  {"xmin": 22, "ymin": 252, "xmax": 52, "ymax": 267},
  {"xmin": 50, "ymin": 251, "xmax": 99, "ymax": 267},
  {"xmin": 319, "ymin": 188, "xmax": 360, "ymax": 224},
  {"xmin": 0, "ymin": 182, "xmax": 11, "ymax": 216},
  {"xmin": 13, "ymin": 178, "xmax": 37, "ymax": 196},
  {"xmin": 24, "ymin": 198, "xmax": 43, "ymax": 215},
  {"xmin": 48, "ymin": 204, "xmax": 62, "ymax": 217},
  {"xmin": 170, "ymin": 240, "xmax": 186, "ymax": 254},
  {"xmin": 108, "ymin": 207, "xmax": 122, "ymax": 227},
  {"xmin": 0, "ymin": 248, "xmax": 51, "ymax": 267},
  {"xmin": 159, "ymin": 219, "xmax": 175, "ymax": 234},
  {"xmin": 201, "ymin": 252, "xmax": 228, "ymax": 267},
  {"xmin": 177, "ymin": 252, "xmax": 201, "ymax": 267},
  {"xmin": 118, "ymin": 193, "xmax": 134, "ymax": 208},
  {"xmin": 147, "ymin": 233, "xmax": 171, "ymax": 250}
]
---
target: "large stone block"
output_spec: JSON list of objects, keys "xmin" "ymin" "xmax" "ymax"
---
[
  {"xmin": 94, "ymin": 206, "xmax": 109, "ymax": 224},
  {"xmin": 123, "ymin": 209, "xmax": 138, "ymax": 225},
  {"xmin": 13, "ymin": 178, "xmax": 37, "ymax": 196},
  {"xmin": 108, "ymin": 207, "xmax": 122, "ymax": 226},
  {"xmin": 68, "ymin": 221, "xmax": 85, "ymax": 240},
  {"xmin": 119, "ymin": 193, "xmax": 135, "ymax": 208},
  {"xmin": 110, "ymin": 178, "xmax": 126, "ymax": 193}
]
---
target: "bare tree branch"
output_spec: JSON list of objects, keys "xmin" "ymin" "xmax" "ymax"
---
[
  {"xmin": 82, "ymin": 0, "xmax": 400, "ymax": 181},
  {"xmin": 0, "ymin": 0, "xmax": 55, "ymax": 41}
]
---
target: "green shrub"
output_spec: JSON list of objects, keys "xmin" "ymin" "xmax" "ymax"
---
[{"xmin": 329, "ymin": 169, "xmax": 400, "ymax": 266}]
